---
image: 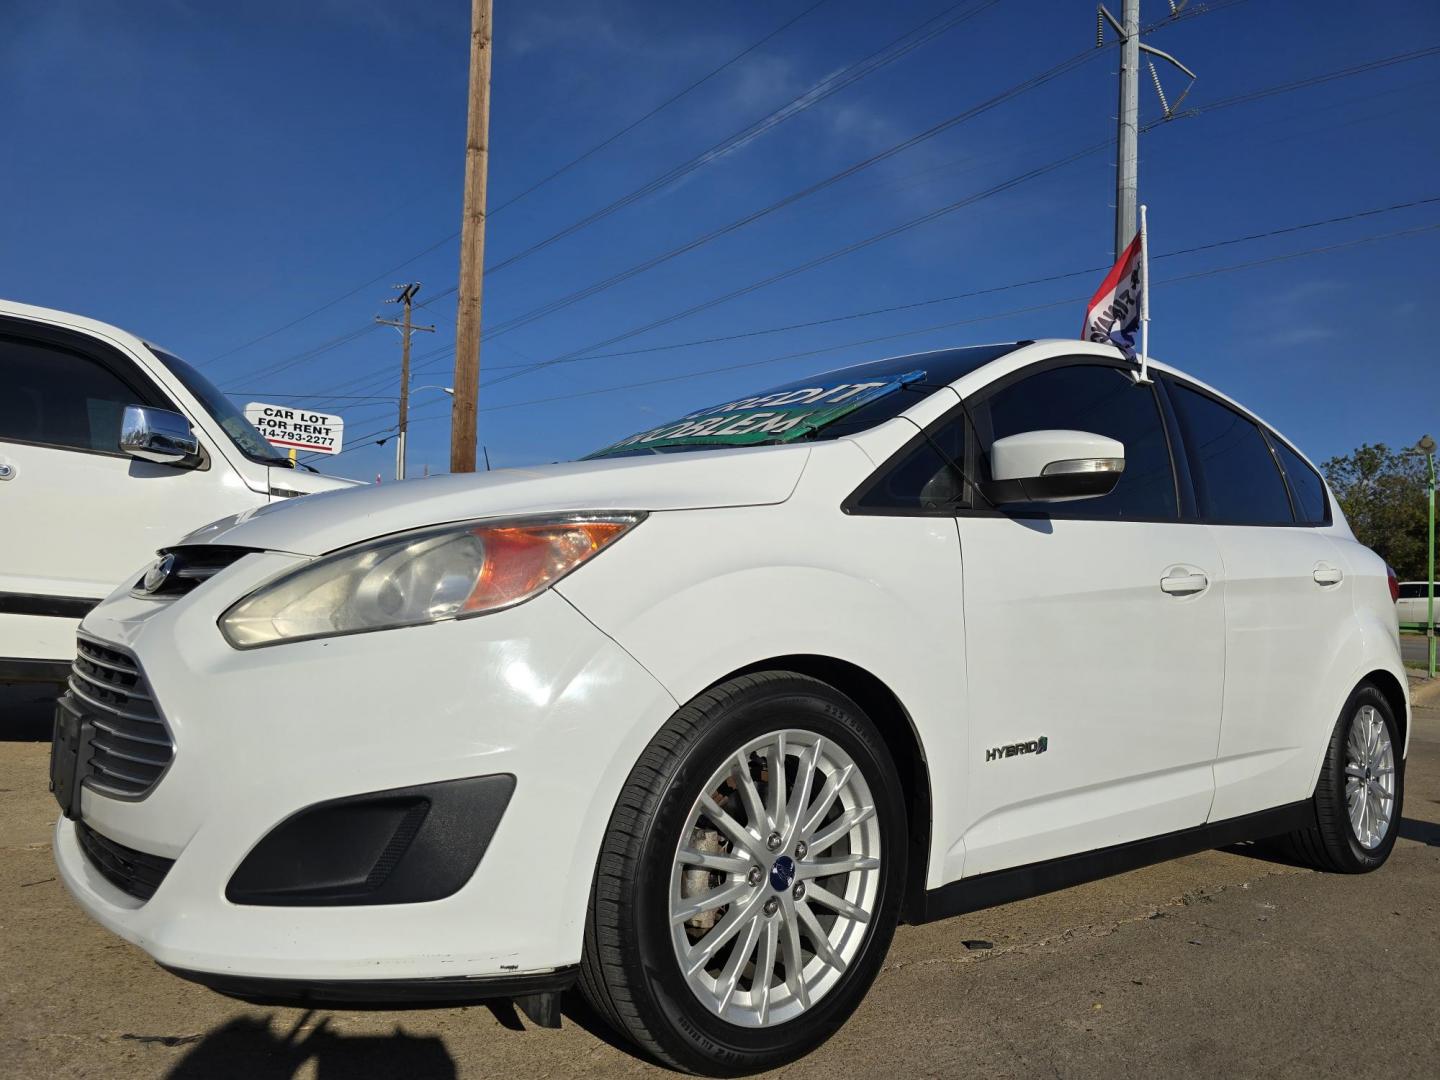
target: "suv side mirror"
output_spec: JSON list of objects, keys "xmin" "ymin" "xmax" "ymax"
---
[
  {"xmin": 985, "ymin": 429, "xmax": 1125, "ymax": 504},
  {"xmin": 120, "ymin": 405, "xmax": 200, "ymax": 466}
]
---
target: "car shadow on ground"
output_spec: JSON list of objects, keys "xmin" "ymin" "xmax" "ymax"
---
[
  {"xmin": 1398, "ymin": 817, "xmax": 1440, "ymax": 846},
  {"xmin": 164, "ymin": 1012, "xmax": 457, "ymax": 1080},
  {"xmin": 559, "ymin": 990, "xmax": 659, "ymax": 1064},
  {"xmin": 1217, "ymin": 837, "xmax": 1314, "ymax": 869}
]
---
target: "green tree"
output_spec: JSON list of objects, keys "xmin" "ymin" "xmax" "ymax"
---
[{"xmin": 1322, "ymin": 443, "xmax": 1431, "ymax": 579}]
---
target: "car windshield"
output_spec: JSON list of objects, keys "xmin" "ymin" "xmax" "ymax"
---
[
  {"xmin": 585, "ymin": 344, "xmax": 1022, "ymax": 459},
  {"xmin": 147, "ymin": 346, "xmax": 293, "ymax": 467}
]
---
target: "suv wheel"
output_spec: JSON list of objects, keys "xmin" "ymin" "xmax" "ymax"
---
[
  {"xmin": 580, "ymin": 672, "xmax": 907, "ymax": 1075},
  {"xmin": 1284, "ymin": 683, "xmax": 1403, "ymax": 873}
]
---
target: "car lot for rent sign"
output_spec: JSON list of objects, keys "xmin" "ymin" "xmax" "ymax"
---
[{"xmin": 244, "ymin": 403, "xmax": 345, "ymax": 455}]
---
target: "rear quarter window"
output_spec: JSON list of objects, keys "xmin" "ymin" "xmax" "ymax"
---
[{"xmin": 1269, "ymin": 436, "xmax": 1329, "ymax": 525}]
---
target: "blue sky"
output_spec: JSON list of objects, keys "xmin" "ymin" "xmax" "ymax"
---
[{"xmin": 4, "ymin": 0, "xmax": 1439, "ymax": 481}]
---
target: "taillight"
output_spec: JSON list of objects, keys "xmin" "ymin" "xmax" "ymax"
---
[{"xmin": 1387, "ymin": 565, "xmax": 1400, "ymax": 603}]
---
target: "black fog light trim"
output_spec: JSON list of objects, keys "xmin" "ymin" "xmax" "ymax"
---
[{"xmin": 226, "ymin": 774, "xmax": 515, "ymax": 906}]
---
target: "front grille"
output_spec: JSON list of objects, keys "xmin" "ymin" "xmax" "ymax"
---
[
  {"xmin": 69, "ymin": 637, "xmax": 173, "ymax": 798},
  {"xmin": 132, "ymin": 545, "xmax": 253, "ymax": 599},
  {"xmin": 75, "ymin": 820, "xmax": 174, "ymax": 901}
]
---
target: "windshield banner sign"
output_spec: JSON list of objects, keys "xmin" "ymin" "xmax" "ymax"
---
[
  {"xmin": 587, "ymin": 371, "xmax": 924, "ymax": 458},
  {"xmin": 244, "ymin": 403, "xmax": 345, "ymax": 455}
]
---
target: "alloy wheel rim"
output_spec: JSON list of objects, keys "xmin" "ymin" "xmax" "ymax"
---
[
  {"xmin": 668, "ymin": 729, "xmax": 882, "ymax": 1028},
  {"xmin": 1345, "ymin": 704, "xmax": 1396, "ymax": 850}
]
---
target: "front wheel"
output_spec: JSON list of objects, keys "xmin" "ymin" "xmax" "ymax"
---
[
  {"xmin": 1284, "ymin": 683, "xmax": 1404, "ymax": 872},
  {"xmin": 580, "ymin": 672, "xmax": 908, "ymax": 1075}
]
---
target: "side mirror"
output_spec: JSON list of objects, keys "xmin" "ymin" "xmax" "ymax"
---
[
  {"xmin": 120, "ymin": 405, "xmax": 199, "ymax": 466},
  {"xmin": 985, "ymin": 429, "xmax": 1125, "ymax": 504}
]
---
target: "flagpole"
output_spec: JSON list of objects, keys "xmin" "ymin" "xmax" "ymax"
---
[{"xmin": 1138, "ymin": 204, "xmax": 1151, "ymax": 383}]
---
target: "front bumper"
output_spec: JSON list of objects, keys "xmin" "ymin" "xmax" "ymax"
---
[{"xmin": 54, "ymin": 550, "xmax": 679, "ymax": 987}]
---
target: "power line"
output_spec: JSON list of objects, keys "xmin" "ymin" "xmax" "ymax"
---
[
  {"xmin": 1188, "ymin": 44, "xmax": 1440, "ymax": 116},
  {"xmin": 488, "ymin": 0, "xmax": 839, "ymax": 216},
  {"xmin": 199, "ymin": 235, "xmax": 456, "ymax": 369},
  {"xmin": 476, "ymin": 44, "xmax": 1101, "ymax": 342},
  {"xmin": 306, "ymin": 207, "xmax": 1440, "ymax": 466},
  {"xmin": 283, "ymin": 13, "xmax": 1409, "ymax": 407},
  {"xmin": 467, "ymin": 45, "xmax": 1440, "ymax": 390},
  {"xmin": 221, "ymin": 1, "xmax": 1012, "ymax": 394},
  {"xmin": 234, "ymin": 392, "xmax": 400, "ymax": 400},
  {"xmin": 227, "ymin": 0, "xmax": 1260, "ymax": 393},
  {"xmin": 460, "ymin": 194, "xmax": 1440, "ymax": 369},
  {"xmin": 480, "ymin": 0, "xmax": 1005, "ymax": 279},
  {"xmin": 292, "ymin": 174, "xmax": 1440, "ymax": 411},
  {"xmin": 310, "ymin": 212, "xmax": 1440, "ymax": 465},
  {"xmin": 481, "ymin": 139, "xmax": 1113, "ymax": 389},
  {"xmin": 201, "ymin": 0, "xmax": 976, "ymax": 371},
  {"xmin": 380, "ymin": 219, "xmax": 1440, "ymax": 433}
]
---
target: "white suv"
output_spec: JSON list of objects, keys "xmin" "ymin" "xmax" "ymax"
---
[{"xmin": 51, "ymin": 340, "xmax": 1407, "ymax": 1074}]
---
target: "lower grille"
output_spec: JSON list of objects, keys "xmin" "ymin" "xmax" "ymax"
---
[
  {"xmin": 69, "ymin": 637, "xmax": 173, "ymax": 798},
  {"xmin": 75, "ymin": 820, "xmax": 175, "ymax": 901}
]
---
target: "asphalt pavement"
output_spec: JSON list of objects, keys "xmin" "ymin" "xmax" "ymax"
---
[
  {"xmin": 2, "ymin": 685, "xmax": 1438, "ymax": 1079},
  {"xmin": 1402, "ymin": 632, "xmax": 1435, "ymax": 669}
]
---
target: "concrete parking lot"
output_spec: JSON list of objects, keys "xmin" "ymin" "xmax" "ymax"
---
[{"xmin": 3, "ymin": 684, "xmax": 1438, "ymax": 1080}]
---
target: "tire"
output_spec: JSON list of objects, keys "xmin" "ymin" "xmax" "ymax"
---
[
  {"xmin": 580, "ymin": 672, "xmax": 908, "ymax": 1076},
  {"xmin": 1283, "ymin": 682, "xmax": 1404, "ymax": 873}
]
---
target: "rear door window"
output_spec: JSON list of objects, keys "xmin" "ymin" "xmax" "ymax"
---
[{"xmin": 1167, "ymin": 381, "xmax": 1294, "ymax": 525}]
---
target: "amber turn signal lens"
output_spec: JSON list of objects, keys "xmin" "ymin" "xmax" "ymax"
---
[{"xmin": 462, "ymin": 520, "xmax": 631, "ymax": 613}]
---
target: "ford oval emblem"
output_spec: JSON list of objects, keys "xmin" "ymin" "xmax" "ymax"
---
[{"xmin": 143, "ymin": 553, "xmax": 177, "ymax": 594}]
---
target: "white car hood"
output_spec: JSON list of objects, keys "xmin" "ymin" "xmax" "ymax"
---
[{"xmin": 179, "ymin": 443, "xmax": 811, "ymax": 556}]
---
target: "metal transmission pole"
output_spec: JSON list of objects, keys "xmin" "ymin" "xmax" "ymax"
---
[
  {"xmin": 1096, "ymin": 1, "xmax": 1197, "ymax": 259},
  {"xmin": 451, "ymin": 0, "xmax": 494, "ymax": 474},
  {"xmin": 376, "ymin": 283, "xmax": 435, "ymax": 481}
]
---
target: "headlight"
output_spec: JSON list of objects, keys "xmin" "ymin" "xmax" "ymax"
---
[{"xmin": 219, "ymin": 513, "xmax": 643, "ymax": 648}]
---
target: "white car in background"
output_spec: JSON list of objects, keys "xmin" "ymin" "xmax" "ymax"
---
[
  {"xmin": 51, "ymin": 340, "xmax": 1407, "ymax": 1074},
  {"xmin": 0, "ymin": 300, "xmax": 355, "ymax": 682},
  {"xmin": 1396, "ymin": 581, "xmax": 1435, "ymax": 628}
]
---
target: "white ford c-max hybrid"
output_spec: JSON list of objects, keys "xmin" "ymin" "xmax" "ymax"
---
[{"xmin": 51, "ymin": 339, "xmax": 1407, "ymax": 1075}]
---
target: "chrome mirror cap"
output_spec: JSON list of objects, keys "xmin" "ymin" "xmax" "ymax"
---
[{"xmin": 120, "ymin": 405, "xmax": 199, "ymax": 465}]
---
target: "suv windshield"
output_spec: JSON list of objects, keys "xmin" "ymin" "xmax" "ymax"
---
[
  {"xmin": 585, "ymin": 344, "xmax": 1022, "ymax": 459},
  {"xmin": 147, "ymin": 346, "xmax": 292, "ymax": 467}
]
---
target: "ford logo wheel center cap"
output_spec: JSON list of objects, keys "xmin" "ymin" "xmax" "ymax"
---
[{"xmin": 769, "ymin": 854, "xmax": 796, "ymax": 891}]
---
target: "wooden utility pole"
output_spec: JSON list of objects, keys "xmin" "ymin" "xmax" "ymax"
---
[
  {"xmin": 451, "ymin": 0, "xmax": 493, "ymax": 473},
  {"xmin": 376, "ymin": 283, "xmax": 434, "ymax": 481}
]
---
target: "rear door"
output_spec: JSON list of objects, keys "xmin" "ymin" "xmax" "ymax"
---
[
  {"xmin": 957, "ymin": 361, "xmax": 1225, "ymax": 876},
  {"xmin": 1163, "ymin": 378, "xmax": 1354, "ymax": 821}
]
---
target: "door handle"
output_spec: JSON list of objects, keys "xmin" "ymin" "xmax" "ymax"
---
[
  {"xmin": 1160, "ymin": 571, "xmax": 1209, "ymax": 596},
  {"xmin": 1313, "ymin": 564, "xmax": 1343, "ymax": 586}
]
